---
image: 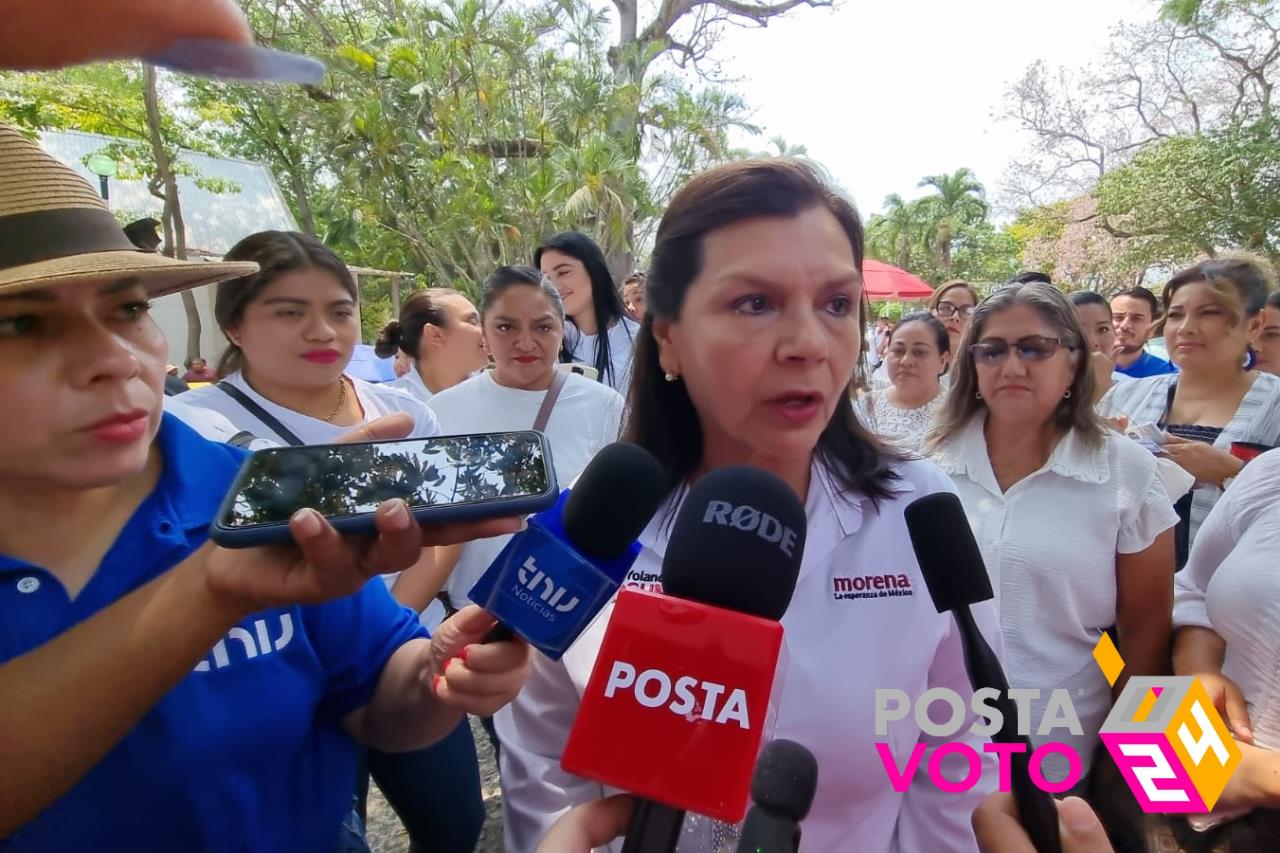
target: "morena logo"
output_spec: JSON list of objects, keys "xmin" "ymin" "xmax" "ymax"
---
[
  {"xmin": 701, "ymin": 500, "xmax": 798, "ymax": 557},
  {"xmin": 832, "ymin": 574, "xmax": 914, "ymax": 601},
  {"xmin": 602, "ymin": 660, "xmax": 752, "ymax": 729}
]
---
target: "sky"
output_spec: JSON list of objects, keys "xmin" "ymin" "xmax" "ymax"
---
[{"xmin": 708, "ymin": 0, "xmax": 1154, "ymax": 218}]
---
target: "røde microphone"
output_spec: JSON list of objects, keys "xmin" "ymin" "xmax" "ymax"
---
[
  {"xmin": 467, "ymin": 442, "xmax": 670, "ymax": 658},
  {"xmin": 735, "ymin": 739, "xmax": 819, "ymax": 853},
  {"xmin": 561, "ymin": 465, "xmax": 807, "ymax": 853},
  {"xmin": 904, "ymin": 492, "xmax": 1063, "ymax": 853}
]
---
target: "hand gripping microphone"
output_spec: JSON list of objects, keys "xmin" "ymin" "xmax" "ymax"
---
[
  {"xmin": 904, "ymin": 492, "xmax": 1062, "ymax": 853},
  {"xmin": 561, "ymin": 465, "xmax": 807, "ymax": 853},
  {"xmin": 467, "ymin": 442, "xmax": 670, "ymax": 658},
  {"xmin": 735, "ymin": 739, "xmax": 819, "ymax": 853}
]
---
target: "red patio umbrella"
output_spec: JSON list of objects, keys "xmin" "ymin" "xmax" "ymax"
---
[{"xmin": 862, "ymin": 259, "xmax": 934, "ymax": 300}]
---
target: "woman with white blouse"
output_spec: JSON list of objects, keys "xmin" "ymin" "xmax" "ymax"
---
[
  {"xmin": 499, "ymin": 159, "xmax": 1001, "ymax": 852},
  {"xmin": 1169, "ymin": 448, "xmax": 1280, "ymax": 843},
  {"xmin": 537, "ymin": 232, "xmax": 640, "ymax": 394},
  {"xmin": 175, "ymin": 231, "xmax": 485, "ymax": 853},
  {"xmin": 926, "ymin": 281, "xmax": 1177, "ymax": 796},
  {"xmin": 854, "ymin": 311, "xmax": 948, "ymax": 452},
  {"xmin": 425, "ymin": 266, "xmax": 625, "ymax": 615},
  {"xmin": 374, "ymin": 287, "xmax": 488, "ymax": 406},
  {"xmin": 1100, "ymin": 256, "xmax": 1280, "ymax": 570}
]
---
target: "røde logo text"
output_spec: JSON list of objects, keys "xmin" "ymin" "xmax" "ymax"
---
[
  {"xmin": 702, "ymin": 500, "xmax": 798, "ymax": 557},
  {"xmin": 602, "ymin": 660, "xmax": 752, "ymax": 729}
]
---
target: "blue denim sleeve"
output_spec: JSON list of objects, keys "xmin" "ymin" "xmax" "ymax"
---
[{"xmin": 305, "ymin": 578, "xmax": 431, "ymax": 721}]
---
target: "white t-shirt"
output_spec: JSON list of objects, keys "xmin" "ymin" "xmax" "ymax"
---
[
  {"xmin": 387, "ymin": 367, "xmax": 434, "ymax": 406},
  {"xmin": 428, "ymin": 370, "xmax": 625, "ymax": 610},
  {"xmin": 931, "ymin": 415, "xmax": 1178, "ymax": 780},
  {"xmin": 162, "ymin": 394, "xmax": 276, "ymax": 451},
  {"xmin": 563, "ymin": 315, "xmax": 640, "ymax": 394},
  {"xmin": 1174, "ymin": 449, "xmax": 1280, "ymax": 750},
  {"xmin": 179, "ymin": 371, "xmax": 440, "ymax": 445},
  {"xmin": 496, "ymin": 458, "xmax": 1000, "ymax": 853}
]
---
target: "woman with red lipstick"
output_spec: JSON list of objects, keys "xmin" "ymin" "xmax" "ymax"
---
[
  {"xmin": 498, "ymin": 159, "xmax": 1002, "ymax": 853},
  {"xmin": 1100, "ymin": 255, "xmax": 1280, "ymax": 569},
  {"xmin": 179, "ymin": 231, "xmax": 491, "ymax": 853},
  {"xmin": 927, "ymin": 281, "xmax": 1176, "ymax": 838},
  {"xmin": 0, "ymin": 125, "xmax": 531, "ymax": 851}
]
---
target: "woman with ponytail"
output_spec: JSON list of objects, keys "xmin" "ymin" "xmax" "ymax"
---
[{"xmin": 375, "ymin": 288, "xmax": 488, "ymax": 405}]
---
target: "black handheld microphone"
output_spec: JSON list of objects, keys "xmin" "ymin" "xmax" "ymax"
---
[
  {"xmin": 904, "ymin": 492, "xmax": 1062, "ymax": 853},
  {"xmin": 475, "ymin": 442, "xmax": 671, "ymax": 647},
  {"xmin": 735, "ymin": 739, "xmax": 819, "ymax": 853}
]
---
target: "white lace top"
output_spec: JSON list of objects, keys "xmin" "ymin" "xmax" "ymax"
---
[{"xmin": 853, "ymin": 388, "xmax": 944, "ymax": 452}]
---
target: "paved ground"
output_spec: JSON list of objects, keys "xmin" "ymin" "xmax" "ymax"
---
[{"xmin": 366, "ymin": 717, "xmax": 504, "ymax": 853}]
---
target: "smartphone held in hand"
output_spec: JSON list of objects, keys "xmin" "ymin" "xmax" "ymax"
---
[{"xmin": 210, "ymin": 431, "xmax": 557, "ymax": 547}]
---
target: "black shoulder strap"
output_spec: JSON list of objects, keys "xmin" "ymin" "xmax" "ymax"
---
[
  {"xmin": 216, "ymin": 382, "xmax": 305, "ymax": 446},
  {"xmin": 1158, "ymin": 380, "xmax": 1178, "ymax": 430}
]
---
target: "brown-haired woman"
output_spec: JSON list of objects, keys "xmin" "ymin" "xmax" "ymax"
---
[
  {"xmin": 375, "ymin": 287, "xmax": 488, "ymax": 406},
  {"xmin": 497, "ymin": 158, "xmax": 1001, "ymax": 852},
  {"xmin": 178, "ymin": 231, "xmax": 488, "ymax": 852},
  {"xmin": 926, "ymin": 281, "xmax": 1175, "ymax": 809},
  {"xmin": 1100, "ymin": 254, "xmax": 1280, "ymax": 569},
  {"xmin": 931, "ymin": 279, "xmax": 980, "ymax": 355}
]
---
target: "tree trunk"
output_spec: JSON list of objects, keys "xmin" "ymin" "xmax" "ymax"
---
[
  {"xmin": 144, "ymin": 65, "xmax": 202, "ymax": 364},
  {"xmin": 289, "ymin": 168, "xmax": 317, "ymax": 236},
  {"xmin": 390, "ymin": 275, "xmax": 401, "ymax": 317}
]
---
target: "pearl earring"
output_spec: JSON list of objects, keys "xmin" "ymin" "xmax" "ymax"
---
[{"xmin": 664, "ymin": 372, "xmax": 678, "ymax": 382}]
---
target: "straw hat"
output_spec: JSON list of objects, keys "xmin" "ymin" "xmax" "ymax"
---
[{"xmin": 0, "ymin": 123, "xmax": 258, "ymax": 296}]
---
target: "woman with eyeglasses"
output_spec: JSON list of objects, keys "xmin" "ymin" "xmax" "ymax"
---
[
  {"xmin": 1100, "ymin": 255, "xmax": 1280, "ymax": 570},
  {"xmin": 930, "ymin": 280, "xmax": 979, "ymax": 354},
  {"xmin": 926, "ymin": 282, "xmax": 1176, "ymax": 802},
  {"xmin": 1251, "ymin": 291, "xmax": 1280, "ymax": 377},
  {"xmin": 854, "ymin": 311, "xmax": 949, "ymax": 451}
]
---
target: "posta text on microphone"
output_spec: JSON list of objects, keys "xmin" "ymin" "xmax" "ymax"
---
[
  {"xmin": 561, "ymin": 466, "xmax": 806, "ymax": 823},
  {"xmin": 468, "ymin": 443, "xmax": 670, "ymax": 660}
]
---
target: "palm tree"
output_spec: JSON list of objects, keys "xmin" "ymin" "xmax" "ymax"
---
[
  {"xmin": 918, "ymin": 168, "xmax": 988, "ymax": 277},
  {"xmin": 874, "ymin": 193, "xmax": 923, "ymax": 271}
]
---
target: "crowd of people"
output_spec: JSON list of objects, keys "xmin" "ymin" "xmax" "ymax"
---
[{"xmin": 3, "ymin": 7, "xmax": 1280, "ymax": 853}]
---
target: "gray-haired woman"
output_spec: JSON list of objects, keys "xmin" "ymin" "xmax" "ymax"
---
[{"xmin": 926, "ymin": 282, "xmax": 1177, "ymax": 801}]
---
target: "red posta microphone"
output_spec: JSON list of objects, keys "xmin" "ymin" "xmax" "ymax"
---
[{"xmin": 561, "ymin": 466, "xmax": 807, "ymax": 852}]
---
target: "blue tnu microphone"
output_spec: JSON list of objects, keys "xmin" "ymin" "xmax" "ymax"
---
[{"xmin": 467, "ymin": 442, "xmax": 670, "ymax": 659}]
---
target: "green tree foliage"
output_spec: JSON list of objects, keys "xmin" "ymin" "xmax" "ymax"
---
[
  {"xmin": 1096, "ymin": 117, "xmax": 1280, "ymax": 268},
  {"xmin": 865, "ymin": 169, "xmax": 1020, "ymax": 287}
]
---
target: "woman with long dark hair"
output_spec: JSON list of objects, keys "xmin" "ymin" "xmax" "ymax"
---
[
  {"xmin": 180, "ymin": 231, "xmax": 490, "ymax": 853},
  {"xmin": 499, "ymin": 159, "xmax": 999, "ymax": 852},
  {"xmin": 536, "ymin": 232, "xmax": 639, "ymax": 393}
]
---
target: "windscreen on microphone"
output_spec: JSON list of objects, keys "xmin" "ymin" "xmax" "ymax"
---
[
  {"xmin": 661, "ymin": 466, "xmax": 806, "ymax": 621},
  {"xmin": 561, "ymin": 442, "xmax": 671, "ymax": 558},
  {"xmin": 903, "ymin": 492, "xmax": 993, "ymax": 614},
  {"xmin": 750, "ymin": 739, "xmax": 819, "ymax": 822}
]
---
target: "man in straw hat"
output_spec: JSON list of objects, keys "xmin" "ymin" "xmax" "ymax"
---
[{"xmin": 0, "ymin": 125, "xmax": 532, "ymax": 850}]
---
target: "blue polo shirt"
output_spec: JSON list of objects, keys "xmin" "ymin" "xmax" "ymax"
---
[
  {"xmin": 1117, "ymin": 350, "xmax": 1177, "ymax": 378},
  {"xmin": 0, "ymin": 415, "xmax": 428, "ymax": 852}
]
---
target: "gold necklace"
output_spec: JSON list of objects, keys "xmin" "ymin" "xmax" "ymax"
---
[{"xmin": 323, "ymin": 378, "xmax": 348, "ymax": 423}]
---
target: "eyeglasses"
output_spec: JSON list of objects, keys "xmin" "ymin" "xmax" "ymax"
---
[
  {"xmin": 970, "ymin": 335, "xmax": 1075, "ymax": 365},
  {"xmin": 933, "ymin": 303, "xmax": 974, "ymax": 320}
]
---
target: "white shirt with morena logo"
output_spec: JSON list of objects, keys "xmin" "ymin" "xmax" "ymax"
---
[{"xmin": 495, "ymin": 456, "xmax": 1001, "ymax": 853}]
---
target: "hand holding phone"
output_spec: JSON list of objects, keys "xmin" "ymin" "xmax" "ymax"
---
[{"xmin": 211, "ymin": 431, "xmax": 558, "ymax": 548}]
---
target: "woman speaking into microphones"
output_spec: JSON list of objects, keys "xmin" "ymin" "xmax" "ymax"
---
[{"xmin": 497, "ymin": 158, "xmax": 1002, "ymax": 851}]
